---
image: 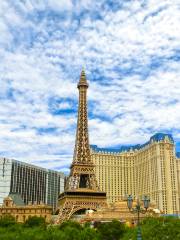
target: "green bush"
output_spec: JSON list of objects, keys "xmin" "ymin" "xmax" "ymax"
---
[
  {"xmin": 81, "ymin": 226, "xmax": 100, "ymax": 240},
  {"xmin": 24, "ymin": 216, "xmax": 46, "ymax": 228},
  {"xmin": 0, "ymin": 215, "xmax": 16, "ymax": 227},
  {"xmin": 0, "ymin": 216, "xmax": 179, "ymax": 240},
  {"xmin": 97, "ymin": 220, "xmax": 126, "ymax": 240},
  {"xmin": 59, "ymin": 220, "xmax": 82, "ymax": 231},
  {"xmin": 141, "ymin": 217, "xmax": 180, "ymax": 240}
]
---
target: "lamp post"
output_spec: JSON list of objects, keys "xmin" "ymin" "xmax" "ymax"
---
[{"xmin": 127, "ymin": 195, "xmax": 150, "ymax": 240}]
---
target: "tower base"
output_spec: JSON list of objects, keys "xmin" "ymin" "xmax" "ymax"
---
[{"xmin": 56, "ymin": 189, "xmax": 107, "ymax": 223}]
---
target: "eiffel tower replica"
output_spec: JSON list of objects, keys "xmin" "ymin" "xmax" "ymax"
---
[{"xmin": 56, "ymin": 70, "xmax": 107, "ymax": 223}]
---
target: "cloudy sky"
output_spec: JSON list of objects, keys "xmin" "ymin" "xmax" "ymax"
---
[{"xmin": 0, "ymin": 0, "xmax": 180, "ymax": 172}]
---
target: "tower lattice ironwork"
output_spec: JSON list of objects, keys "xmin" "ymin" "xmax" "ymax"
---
[{"xmin": 56, "ymin": 70, "xmax": 107, "ymax": 223}]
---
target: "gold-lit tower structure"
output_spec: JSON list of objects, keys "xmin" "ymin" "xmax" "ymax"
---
[{"xmin": 57, "ymin": 70, "xmax": 107, "ymax": 223}]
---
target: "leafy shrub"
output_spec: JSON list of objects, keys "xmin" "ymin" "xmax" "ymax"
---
[
  {"xmin": 0, "ymin": 215, "xmax": 16, "ymax": 227},
  {"xmin": 59, "ymin": 220, "xmax": 82, "ymax": 231},
  {"xmin": 24, "ymin": 216, "xmax": 46, "ymax": 228},
  {"xmin": 97, "ymin": 220, "xmax": 126, "ymax": 240}
]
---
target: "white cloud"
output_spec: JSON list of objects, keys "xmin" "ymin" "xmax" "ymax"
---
[
  {"xmin": 0, "ymin": 0, "xmax": 179, "ymax": 171},
  {"xmin": 48, "ymin": 0, "xmax": 73, "ymax": 11},
  {"xmin": 0, "ymin": 21, "xmax": 12, "ymax": 47}
]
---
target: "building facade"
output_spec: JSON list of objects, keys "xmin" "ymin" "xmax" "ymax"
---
[
  {"xmin": 0, "ymin": 195, "xmax": 52, "ymax": 223},
  {"xmin": 0, "ymin": 158, "xmax": 64, "ymax": 212},
  {"xmin": 176, "ymin": 156, "xmax": 180, "ymax": 212},
  {"xmin": 91, "ymin": 133, "xmax": 180, "ymax": 214}
]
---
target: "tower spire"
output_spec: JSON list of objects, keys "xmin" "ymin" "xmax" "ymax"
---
[
  {"xmin": 66, "ymin": 69, "xmax": 99, "ymax": 190},
  {"xmin": 78, "ymin": 68, "xmax": 88, "ymax": 88},
  {"xmin": 73, "ymin": 69, "xmax": 91, "ymax": 164}
]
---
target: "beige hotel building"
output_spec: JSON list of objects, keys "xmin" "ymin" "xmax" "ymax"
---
[{"xmin": 91, "ymin": 133, "xmax": 180, "ymax": 214}]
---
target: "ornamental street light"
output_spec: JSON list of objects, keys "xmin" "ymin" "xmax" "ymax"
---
[{"xmin": 127, "ymin": 195, "xmax": 150, "ymax": 240}]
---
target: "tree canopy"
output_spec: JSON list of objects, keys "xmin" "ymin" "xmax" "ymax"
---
[
  {"xmin": 0, "ymin": 215, "xmax": 16, "ymax": 227},
  {"xmin": 0, "ymin": 216, "xmax": 179, "ymax": 240},
  {"xmin": 24, "ymin": 216, "xmax": 46, "ymax": 228}
]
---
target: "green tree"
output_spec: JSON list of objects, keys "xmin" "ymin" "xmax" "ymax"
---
[
  {"xmin": 97, "ymin": 220, "xmax": 126, "ymax": 240},
  {"xmin": 58, "ymin": 220, "xmax": 82, "ymax": 240},
  {"xmin": 59, "ymin": 220, "xmax": 82, "ymax": 231},
  {"xmin": 24, "ymin": 216, "xmax": 46, "ymax": 228},
  {"xmin": 62, "ymin": 226, "xmax": 81, "ymax": 240},
  {"xmin": 121, "ymin": 226, "xmax": 136, "ymax": 240},
  {"xmin": 48, "ymin": 227, "xmax": 65, "ymax": 240},
  {"xmin": 81, "ymin": 226, "xmax": 100, "ymax": 240},
  {"xmin": 141, "ymin": 217, "xmax": 180, "ymax": 240},
  {"xmin": 58, "ymin": 220, "xmax": 101, "ymax": 240},
  {"xmin": 1, "ymin": 216, "xmax": 180, "ymax": 240},
  {"xmin": 0, "ymin": 215, "xmax": 16, "ymax": 227}
]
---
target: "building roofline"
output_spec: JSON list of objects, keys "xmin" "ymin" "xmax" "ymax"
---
[
  {"xmin": 90, "ymin": 133, "xmax": 174, "ymax": 154},
  {"xmin": 0, "ymin": 157, "xmax": 65, "ymax": 176}
]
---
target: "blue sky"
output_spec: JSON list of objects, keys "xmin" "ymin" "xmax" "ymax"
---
[{"xmin": 0, "ymin": 0, "xmax": 180, "ymax": 172}]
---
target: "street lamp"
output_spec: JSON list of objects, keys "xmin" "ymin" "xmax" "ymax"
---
[{"xmin": 127, "ymin": 195, "xmax": 150, "ymax": 240}]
